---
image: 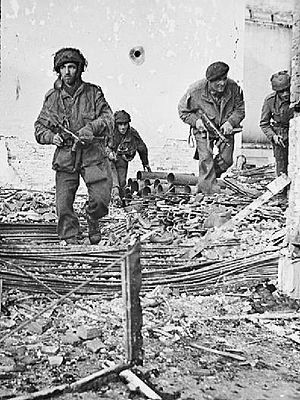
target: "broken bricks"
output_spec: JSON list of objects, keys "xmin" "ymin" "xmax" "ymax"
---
[
  {"xmin": 26, "ymin": 318, "xmax": 52, "ymax": 335},
  {"xmin": 76, "ymin": 325, "xmax": 101, "ymax": 341},
  {"xmin": 85, "ymin": 337, "xmax": 105, "ymax": 353},
  {"xmin": 61, "ymin": 331, "xmax": 81, "ymax": 345},
  {"xmin": 48, "ymin": 355, "xmax": 64, "ymax": 367}
]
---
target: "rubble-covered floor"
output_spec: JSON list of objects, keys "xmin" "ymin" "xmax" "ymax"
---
[
  {"xmin": 1, "ymin": 165, "xmax": 300, "ymax": 399},
  {"xmin": 1, "ymin": 289, "xmax": 300, "ymax": 399}
]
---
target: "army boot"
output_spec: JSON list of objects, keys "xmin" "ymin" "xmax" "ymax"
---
[{"xmin": 86, "ymin": 214, "xmax": 101, "ymax": 245}]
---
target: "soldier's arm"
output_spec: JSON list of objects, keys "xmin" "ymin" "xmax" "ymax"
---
[
  {"xmin": 133, "ymin": 129, "xmax": 150, "ymax": 166},
  {"xmin": 178, "ymin": 90, "xmax": 199, "ymax": 128},
  {"xmin": 34, "ymin": 94, "xmax": 57, "ymax": 145},
  {"xmin": 227, "ymin": 85, "xmax": 245, "ymax": 127},
  {"xmin": 259, "ymin": 98, "xmax": 275, "ymax": 141},
  {"xmin": 79, "ymin": 86, "xmax": 114, "ymax": 140}
]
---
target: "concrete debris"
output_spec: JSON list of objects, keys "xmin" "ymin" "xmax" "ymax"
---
[
  {"xmin": 85, "ymin": 338, "xmax": 105, "ymax": 353},
  {"xmin": 77, "ymin": 326, "xmax": 101, "ymax": 341}
]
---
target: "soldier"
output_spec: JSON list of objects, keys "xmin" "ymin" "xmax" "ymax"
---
[
  {"xmin": 260, "ymin": 70, "xmax": 292, "ymax": 176},
  {"xmin": 107, "ymin": 110, "xmax": 151, "ymax": 202},
  {"xmin": 178, "ymin": 61, "xmax": 245, "ymax": 194},
  {"xmin": 34, "ymin": 47, "xmax": 114, "ymax": 245}
]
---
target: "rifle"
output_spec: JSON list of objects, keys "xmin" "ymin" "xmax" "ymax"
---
[{"xmin": 198, "ymin": 110, "xmax": 242, "ymax": 147}]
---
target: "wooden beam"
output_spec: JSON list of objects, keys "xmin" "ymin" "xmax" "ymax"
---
[
  {"xmin": 185, "ymin": 174, "xmax": 291, "ymax": 259},
  {"xmin": 10, "ymin": 363, "xmax": 130, "ymax": 400},
  {"xmin": 121, "ymin": 239, "xmax": 143, "ymax": 365},
  {"xmin": 0, "ymin": 279, "xmax": 2, "ymax": 315}
]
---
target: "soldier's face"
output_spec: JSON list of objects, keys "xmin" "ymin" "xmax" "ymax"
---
[
  {"xmin": 117, "ymin": 123, "xmax": 129, "ymax": 134},
  {"xmin": 60, "ymin": 62, "xmax": 78, "ymax": 86},
  {"xmin": 278, "ymin": 88, "xmax": 290, "ymax": 102},
  {"xmin": 209, "ymin": 74, "xmax": 228, "ymax": 94}
]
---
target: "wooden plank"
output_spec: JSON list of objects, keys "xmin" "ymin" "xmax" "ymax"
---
[
  {"xmin": 188, "ymin": 342, "xmax": 246, "ymax": 362},
  {"xmin": 10, "ymin": 363, "xmax": 130, "ymax": 400},
  {"xmin": 121, "ymin": 239, "xmax": 143, "ymax": 365},
  {"xmin": 120, "ymin": 369, "xmax": 162, "ymax": 400},
  {"xmin": 0, "ymin": 279, "xmax": 2, "ymax": 314},
  {"xmin": 185, "ymin": 174, "xmax": 291, "ymax": 259}
]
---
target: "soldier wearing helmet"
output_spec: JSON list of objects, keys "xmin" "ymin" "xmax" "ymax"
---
[
  {"xmin": 260, "ymin": 70, "xmax": 292, "ymax": 176},
  {"xmin": 34, "ymin": 48, "xmax": 114, "ymax": 245},
  {"xmin": 107, "ymin": 110, "xmax": 151, "ymax": 204}
]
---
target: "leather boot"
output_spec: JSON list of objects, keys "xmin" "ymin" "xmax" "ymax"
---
[{"xmin": 86, "ymin": 215, "xmax": 101, "ymax": 245}]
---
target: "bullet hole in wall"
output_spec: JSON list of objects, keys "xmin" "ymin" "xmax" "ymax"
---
[{"xmin": 129, "ymin": 46, "xmax": 145, "ymax": 65}]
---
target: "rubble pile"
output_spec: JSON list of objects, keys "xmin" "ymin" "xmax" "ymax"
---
[
  {"xmin": 0, "ymin": 164, "xmax": 288, "ymax": 297},
  {"xmin": 0, "ymin": 164, "xmax": 299, "ymax": 400},
  {"xmin": 0, "ymin": 286, "xmax": 300, "ymax": 399}
]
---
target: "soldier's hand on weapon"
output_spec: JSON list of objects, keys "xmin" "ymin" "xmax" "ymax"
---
[
  {"xmin": 273, "ymin": 134, "xmax": 285, "ymax": 147},
  {"xmin": 221, "ymin": 121, "xmax": 233, "ymax": 136},
  {"xmin": 143, "ymin": 164, "xmax": 152, "ymax": 172},
  {"xmin": 294, "ymin": 100, "xmax": 300, "ymax": 113},
  {"xmin": 107, "ymin": 150, "xmax": 117, "ymax": 161},
  {"xmin": 196, "ymin": 118, "xmax": 206, "ymax": 131},
  {"xmin": 111, "ymin": 186, "xmax": 122, "ymax": 207},
  {"xmin": 78, "ymin": 128, "xmax": 94, "ymax": 145},
  {"xmin": 52, "ymin": 133, "xmax": 64, "ymax": 147}
]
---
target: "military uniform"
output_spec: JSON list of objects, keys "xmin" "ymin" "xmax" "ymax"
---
[
  {"xmin": 111, "ymin": 126, "xmax": 149, "ymax": 196},
  {"xmin": 178, "ymin": 70, "xmax": 245, "ymax": 194},
  {"xmin": 260, "ymin": 77, "xmax": 292, "ymax": 176},
  {"xmin": 35, "ymin": 48, "xmax": 113, "ymax": 243}
]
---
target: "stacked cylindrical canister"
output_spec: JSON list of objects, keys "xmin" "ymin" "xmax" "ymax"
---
[{"xmin": 126, "ymin": 171, "xmax": 199, "ymax": 197}]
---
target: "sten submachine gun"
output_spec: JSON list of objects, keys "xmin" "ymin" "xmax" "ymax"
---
[
  {"xmin": 55, "ymin": 120, "xmax": 84, "ymax": 151},
  {"xmin": 198, "ymin": 111, "xmax": 242, "ymax": 147},
  {"xmin": 39, "ymin": 116, "xmax": 85, "ymax": 152}
]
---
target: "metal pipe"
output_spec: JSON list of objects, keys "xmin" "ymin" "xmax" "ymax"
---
[
  {"xmin": 136, "ymin": 171, "xmax": 170, "ymax": 181},
  {"xmin": 167, "ymin": 173, "xmax": 198, "ymax": 186},
  {"xmin": 139, "ymin": 186, "xmax": 151, "ymax": 196},
  {"xmin": 157, "ymin": 183, "xmax": 172, "ymax": 194},
  {"xmin": 130, "ymin": 180, "xmax": 139, "ymax": 193},
  {"xmin": 169, "ymin": 185, "xmax": 194, "ymax": 194}
]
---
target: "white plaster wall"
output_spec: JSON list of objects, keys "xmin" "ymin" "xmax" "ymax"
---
[
  {"xmin": 0, "ymin": 0, "xmax": 245, "ymax": 147},
  {"xmin": 243, "ymin": 22, "xmax": 292, "ymax": 144}
]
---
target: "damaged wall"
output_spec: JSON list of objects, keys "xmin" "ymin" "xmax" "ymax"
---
[
  {"xmin": 243, "ymin": 0, "xmax": 293, "ymax": 144},
  {"xmin": 0, "ymin": 0, "xmax": 245, "ymax": 147}
]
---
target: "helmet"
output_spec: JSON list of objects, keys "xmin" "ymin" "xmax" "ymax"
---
[
  {"xmin": 270, "ymin": 71, "xmax": 290, "ymax": 91},
  {"xmin": 53, "ymin": 48, "xmax": 87, "ymax": 73},
  {"xmin": 206, "ymin": 61, "xmax": 229, "ymax": 81},
  {"xmin": 114, "ymin": 110, "xmax": 131, "ymax": 124}
]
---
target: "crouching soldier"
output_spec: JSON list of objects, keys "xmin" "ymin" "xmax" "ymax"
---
[
  {"xmin": 260, "ymin": 71, "xmax": 292, "ymax": 176},
  {"xmin": 107, "ymin": 110, "xmax": 151, "ymax": 202},
  {"xmin": 34, "ymin": 47, "xmax": 114, "ymax": 245},
  {"xmin": 178, "ymin": 61, "xmax": 245, "ymax": 194}
]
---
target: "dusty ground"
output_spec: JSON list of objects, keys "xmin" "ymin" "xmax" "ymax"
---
[{"xmin": 1, "ymin": 290, "xmax": 300, "ymax": 400}]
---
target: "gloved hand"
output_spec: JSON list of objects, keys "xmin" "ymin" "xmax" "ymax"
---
[
  {"xmin": 78, "ymin": 128, "xmax": 94, "ymax": 145},
  {"xmin": 143, "ymin": 165, "xmax": 152, "ymax": 172},
  {"xmin": 52, "ymin": 133, "xmax": 64, "ymax": 147},
  {"xmin": 196, "ymin": 118, "xmax": 206, "ymax": 131},
  {"xmin": 108, "ymin": 150, "xmax": 117, "ymax": 161},
  {"xmin": 273, "ymin": 134, "xmax": 286, "ymax": 147},
  {"xmin": 111, "ymin": 187, "xmax": 122, "ymax": 207},
  {"xmin": 294, "ymin": 100, "xmax": 300, "ymax": 113},
  {"xmin": 221, "ymin": 121, "xmax": 233, "ymax": 136}
]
